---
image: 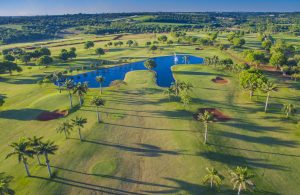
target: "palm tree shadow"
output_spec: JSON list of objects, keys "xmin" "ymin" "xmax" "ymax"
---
[
  {"xmin": 0, "ymin": 108, "xmax": 46, "ymax": 121},
  {"xmin": 81, "ymin": 139, "xmax": 184, "ymax": 157},
  {"xmin": 30, "ymin": 175, "xmax": 144, "ymax": 195},
  {"xmin": 198, "ymin": 151, "xmax": 289, "ymax": 171}
]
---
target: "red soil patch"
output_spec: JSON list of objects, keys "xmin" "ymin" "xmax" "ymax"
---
[
  {"xmin": 212, "ymin": 77, "xmax": 229, "ymax": 84},
  {"xmin": 194, "ymin": 108, "xmax": 231, "ymax": 122},
  {"xmin": 36, "ymin": 110, "xmax": 68, "ymax": 121}
]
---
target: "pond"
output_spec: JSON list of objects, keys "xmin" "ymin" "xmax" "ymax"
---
[{"xmin": 69, "ymin": 55, "xmax": 203, "ymax": 88}]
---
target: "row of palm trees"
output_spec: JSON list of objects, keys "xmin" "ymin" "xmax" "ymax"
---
[
  {"xmin": 203, "ymin": 166, "xmax": 255, "ymax": 195},
  {"xmin": 64, "ymin": 75, "xmax": 105, "ymax": 109},
  {"xmin": 6, "ymin": 137, "xmax": 58, "ymax": 178},
  {"xmin": 164, "ymin": 80, "xmax": 194, "ymax": 107},
  {"xmin": 57, "ymin": 116, "xmax": 87, "ymax": 141}
]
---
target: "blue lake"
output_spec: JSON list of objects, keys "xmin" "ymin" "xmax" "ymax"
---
[{"xmin": 70, "ymin": 55, "xmax": 203, "ymax": 88}]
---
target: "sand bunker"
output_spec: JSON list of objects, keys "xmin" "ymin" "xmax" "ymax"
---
[
  {"xmin": 212, "ymin": 77, "xmax": 229, "ymax": 84},
  {"xmin": 36, "ymin": 110, "xmax": 68, "ymax": 121},
  {"xmin": 194, "ymin": 108, "xmax": 231, "ymax": 122}
]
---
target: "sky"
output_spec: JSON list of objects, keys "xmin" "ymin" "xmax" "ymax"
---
[{"xmin": 0, "ymin": 0, "xmax": 299, "ymax": 16}]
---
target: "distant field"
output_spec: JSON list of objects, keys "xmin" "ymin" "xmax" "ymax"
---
[{"xmin": 0, "ymin": 24, "xmax": 23, "ymax": 30}]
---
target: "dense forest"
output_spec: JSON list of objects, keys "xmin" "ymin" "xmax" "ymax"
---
[{"xmin": 0, "ymin": 12, "xmax": 299, "ymax": 44}]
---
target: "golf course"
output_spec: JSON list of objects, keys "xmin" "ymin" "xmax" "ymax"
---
[{"xmin": 0, "ymin": 12, "xmax": 300, "ymax": 195}]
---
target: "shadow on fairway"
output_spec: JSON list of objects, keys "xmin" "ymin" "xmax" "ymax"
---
[
  {"xmin": 173, "ymin": 70, "xmax": 227, "ymax": 77},
  {"xmin": 51, "ymin": 165, "xmax": 180, "ymax": 190},
  {"xmin": 198, "ymin": 151, "xmax": 289, "ymax": 171},
  {"xmin": 31, "ymin": 175, "xmax": 144, "ymax": 195},
  {"xmin": 208, "ymin": 143, "xmax": 300, "ymax": 158},
  {"xmin": 219, "ymin": 131, "xmax": 298, "ymax": 147},
  {"xmin": 83, "ymin": 139, "xmax": 184, "ymax": 157},
  {"xmin": 0, "ymin": 108, "xmax": 46, "ymax": 120}
]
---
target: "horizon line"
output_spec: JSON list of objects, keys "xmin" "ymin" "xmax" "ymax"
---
[{"xmin": 0, "ymin": 11, "xmax": 300, "ymax": 17}]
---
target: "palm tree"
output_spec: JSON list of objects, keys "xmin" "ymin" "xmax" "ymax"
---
[
  {"xmin": 52, "ymin": 72, "xmax": 65, "ymax": 93},
  {"xmin": 197, "ymin": 110, "xmax": 214, "ymax": 144},
  {"xmin": 36, "ymin": 140, "xmax": 58, "ymax": 178},
  {"xmin": 183, "ymin": 55, "xmax": 190, "ymax": 64},
  {"xmin": 65, "ymin": 79, "xmax": 75, "ymax": 108},
  {"xmin": 282, "ymin": 103, "xmax": 296, "ymax": 118},
  {"xmin": 203, "ymin": 167, "xmax": 222, "ymax": 188},
  {"xmin": 171, "ymin": 81, "xmax": 182, "ymax": 96},
  {"xmin": 6, "ymin": 138, "xmax": 34, "ymax": 177},
  {"xmin": 71, "ymin": 116, "xmax": 87, "ymax": 141},
  {"xmin": 96, "ymin": 76, "xmax": 105, "ymax": 94},
  {"xmin": 0, "ymin": 173, "xmax": 14, "ymax": 195},
  {"xmin": 261, "ymin": 81, "xmax": 277, "ymax": 112},
  {"xmin": 229, "ymin": 166, "xmax": 255, "ymax": 195},
  {"xmin": 56, "ymin": 120, "xmax": 73, "ymax": 139},
  {"xmin": 28, "ymin": 136, "xmax": 43, "ymax": 165},
  {"xmin": 163, "ymin": 87, "xmax": 174, "ymax": 101},
  {"xmin": 73, "ymin": 82, "xmax": 88, "ymax": 106},
  {"xmin": 181, "ymin": 81, "xmax": 193, "ymax": 92},
  {"xmin": 90, "ymin": 96, "xmax": 105, "ymax": 123}
]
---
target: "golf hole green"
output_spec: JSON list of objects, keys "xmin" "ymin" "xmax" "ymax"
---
[{"xmin": 91, "ymin": 159, "xmax": 118, "ymax": 175}]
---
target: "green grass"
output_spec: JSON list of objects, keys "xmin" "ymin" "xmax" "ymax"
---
[
  {"xmin": 0, "ymin": 24, "xmax": 23, "ymax": 30},
  {"xmin": 0, "ymin": 32, "xmax": 299, "ymax": 194}
]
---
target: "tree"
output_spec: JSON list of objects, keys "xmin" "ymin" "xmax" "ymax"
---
[
  {"xmin": 203, "ymin": 167, "xmax": 222, "ymax": 189},
  {"xmin": 270, "ymin": 52, "xmax": 287, "ymax": 69},
  {"xmin": 239, "ymin": 69, "xmax": 267, "ymax": 100},
  {"xmin": 65, "ymin": 79, "xmax": 75, "ymax": 108},
  {"xmin": 244, "ymin": 50, "xmax": 265, "ymax": 68},
  {"xmin": 158, "ymin": 35, "xmax": 168, "ymax": 43},
  {"xmin": 73, "ymin": 82, "xmax": 88, "ymax": 106},
  {"xmin": 0, "ymin": 61, "xmax": 22, "ymax": 75},
  {"xmin": 229, "ymin": 167, "xmax": 255, "ymax": 195},
  {"xmin": 232, "ymin": 37, "xmax": 246, "ymax": 47},
  {"xmin": 180, "ymin": 90, "xmax": 191, "ymax": 107},
  {"xmin": 95, "ymin": 48, "xmax": 105, "ymax": 58},
  {"xmin": 36, "ymin": 140, "xmax": 58, "ymax": 177},
  {"xmin": 20, "ymin": 54, "xmax": 31, "ymax": 65},
  {"xmin": 90, "ymin": 96, "xmax": 105, "ymax": 123},
  {"xmin": 163, "ymin": 87, "xmax": 174, "ymax": 101},
  {"xmin": 149, "ymin": 45, "xmax": 158, "ymax": 53},
  {"xmin": 197, "ymin": 111, "xmax": 214, "ymax": 144},
  {"xmin": 261, "ymin": 81, "xmax": 277, "ymax": 112},
  {"xmin": 36, "ymin": 55, "xmax": 53, "ymax": 67},
  {"xmin": 0, "ymin": 172, "xmax": 14, "ymax": 195},
  {"xmin": 171, "ymin": 81, "xmax": 182, "ymax": 96},
  {"xmin": 56, "ymin": 120, "xmax": 73, "ymax": 139},
  {"xmin": 38, "ymin": 47, "xmax": 51, "ymax": 56},
  {"xmin": 71, "ymin": 116, "xmax": 87, "ymax": 141},
  {"xmin": 126, "ymin": 40, "xmax": 134, "ymax": 47},
  {"xmin": 96, "ymin": 76, "xmax": 105, "ymax": 94},
  {"xmin": 84, "ymin": 41, "xmax": 94, "ymax": 50},
  {"xmin": 52, "ymin": 71, "xmax": 65, "ymax": 93},
  {"xmin": 262, "ymin": 39, "xmax": 272, "ymax": 51},
  {"xmin": 209, "ymin": 32, "xmax": 218, "ymax": 41},
  {"xmin": 68, "ymin": 47, "xmax": 77, "ymax": 59},
  {"xmin": 291, "ymin": 73, "xmax": 300, "ymax": 81},
  {"xmin": 6, "ymin": 138, "xmax": 34, "ymax": 177},
  {"xmin": 3, "ymin": 54, "xmax": 15, "ymax": 62},
  {"xmin": 58, "ymin": 50, "xmax": 69, "ymax": 62},
  {"xmin": 28, "ymin": 136, "xmax": 43, "ymax": 165},
  {"xmin": 282, "ymin": 104, "xmax": 296, "ymax": 118},
  {"xmin": 183, "ymin": 56, "xmax": 190, "ymax": 64},
  {"xmin": 0, "ymin": 97, "xmax": 4, "ymax": 107},
  {"xmin": 144, "ymin": 59, "xmax": 157, "ymax": 71}
]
